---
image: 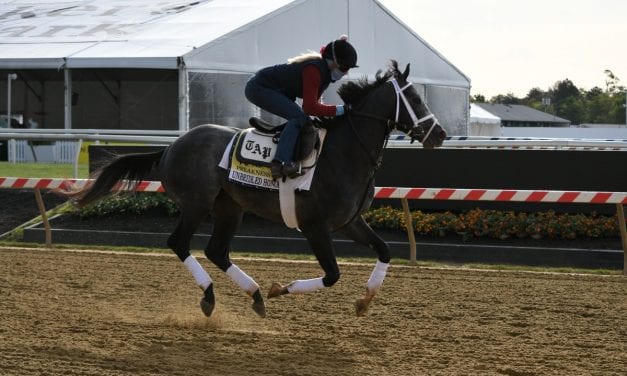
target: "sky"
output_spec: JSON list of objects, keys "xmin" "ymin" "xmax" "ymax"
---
[{"xmin": 379, "ymin": 0, "xmax": 627, "ymax": 98}]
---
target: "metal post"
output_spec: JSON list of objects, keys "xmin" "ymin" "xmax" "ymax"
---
[
  {"xmin": 616, "ymin": 204, "xmax": 627, "ymax": 275},
  {"xmin": 34, "ymin": 188, "xmax": 52, "ymax": 247},
  {"xmin": 8, "ymin": 139, "xmax": 15, "ymax": 163},
  {"xmin": 7, "ymin": 73, "xmax": 17, "ymax": 164},
  {"xmin": 7, "ymin": 73, "xmax": 17, "ymax": 127},
  {"xmin": 178, "ymin": 61, "xmax": 188, "ymax": 132},
  {"xmin": 64, "ymin": 68, "xmax": 72, "ymax": 130},
  {"xmin": 74, "ymin": 139, "xmax": 83, "ymax": 178},
  {"xmin": 401, "ymin": 198, "xmax": 417, "ymax": 266}
]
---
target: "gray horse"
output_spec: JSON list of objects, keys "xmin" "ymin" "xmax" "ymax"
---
[{"xmin": 65, "ymin": 61, "xmax": 447, "ymax": 318}]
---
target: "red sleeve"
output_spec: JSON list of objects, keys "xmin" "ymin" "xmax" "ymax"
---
[{"xmin": 301, "ymin": 64, "xmax": 337, "ymax": 117}]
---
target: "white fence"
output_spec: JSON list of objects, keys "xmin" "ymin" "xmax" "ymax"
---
[
  {"xmin": 53, "ymin": 141, "xmax": 79, "ymax": 164},
  {"xmin": 0, "ymin": 129, "xmax": 181, "ymax": 176},
  {"xmin": 7, "ymin": 140, "xmax": 78, "ymax": 163}
]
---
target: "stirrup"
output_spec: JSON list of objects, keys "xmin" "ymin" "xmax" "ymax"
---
[
  {"xmin": 271, "ymin": 161, "xmax": 302, "ymax": 180},
  {"xmin": 283, "ymin": 161, "xmax": 303, "ymax": 179},
  {"xmin": 271, "ymin": 161, "xmax": 284, "ymax": 180}
]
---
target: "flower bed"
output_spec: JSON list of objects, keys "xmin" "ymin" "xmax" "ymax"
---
[{"xmin": 363, "ymin": 206, "xmax": 619, "ymax": 240}]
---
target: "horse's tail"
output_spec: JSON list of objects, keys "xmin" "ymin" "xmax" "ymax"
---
[{"xmin": 63, "ymin": 149, "xmax": 165, "ymax": 207}]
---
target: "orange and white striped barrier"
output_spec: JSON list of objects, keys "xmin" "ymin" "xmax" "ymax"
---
[
  {"xmin": 373, "ymin": 187, "xmax": 627, "ymax": 204},
  {"xmin": 0, "ymin": 177, "xmax": 165, "ymax": 192},
  {"xmin": 1, "ymin": 177, "xmax": 625, "ymax": 204}
]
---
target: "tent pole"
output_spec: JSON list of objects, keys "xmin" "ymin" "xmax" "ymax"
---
[
  {"xmin": 178, "ymin": 60, "xmax": 188, "ymax": 132},
  {"xmin": 64, "ymin": 67, "xmax": 72, "ymax": 130},
  {"xmin": 7, "ymin": 73, "xmax": 17, "ymax": 163}
]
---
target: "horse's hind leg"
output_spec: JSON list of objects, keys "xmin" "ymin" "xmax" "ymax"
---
[
  {"xmin": 167, "ymin": 206, "xmax": 216, "ymax": 317},
  {"xmin": 340, "ymin": 216, "xmax": 391, "ymax": 316},
  {"xmin": 204, "ymin": 190, "xmax": 265, "ymax": 318}
]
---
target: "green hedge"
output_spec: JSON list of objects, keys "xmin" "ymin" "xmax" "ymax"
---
[
  {"xmin": 77, "ymin": 193, "xmax": 178, "ymax": 218},
  {"xmin": 77, "ymin": 194, "xmax": 620, "ymax": 240}
]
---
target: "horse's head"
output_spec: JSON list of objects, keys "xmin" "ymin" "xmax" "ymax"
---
[{"xmin": 387, "ymin": 61, "xmax": 447, "ymax": 148}]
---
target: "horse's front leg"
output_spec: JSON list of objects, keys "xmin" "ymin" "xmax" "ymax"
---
[
  {"xmin": 268, "ymin": 223, "xmax": 340, "ymax": 298},
  {"xmin": 355, "ymin": 260, "xmax": 390, "ymax": 316},
  {"xmin": 340, "ymin": 216, "xmax": 391, "ymax": 316}
]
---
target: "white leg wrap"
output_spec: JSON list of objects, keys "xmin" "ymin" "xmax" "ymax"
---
[
  {"xmin": 183, "ymin": 255, "xmax": 212, "ymax": 290},
  {"xmin": 226, "ymin": 264, "xmax": 259, "ymax": 295},
  {"xmin": 286, "ymin": 277, "xmax": 325, "ymax": 294},
  {"xmin": 366, "ymin": 260, "xmax": 389, "ymax": 294}
]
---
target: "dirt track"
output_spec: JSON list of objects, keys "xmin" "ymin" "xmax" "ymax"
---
[{"xmin": 1, "ymin": 247, "xmax": 625, "ymax": 375}]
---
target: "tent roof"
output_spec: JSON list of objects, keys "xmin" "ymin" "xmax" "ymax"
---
[
  {"xmin": 0, "ymin": 0, "xmax": 294, "ymax": 69},
  {"xmin": 0, "ymin": 0, "xmax": 470, "ymax": 88},
  {"xmin": 470, "ymin": 103, "xmax": 500, "ymax": 124}
]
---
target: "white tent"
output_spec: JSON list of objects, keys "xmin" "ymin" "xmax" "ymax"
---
[
  {"xmin": 0, "ymin": 0, "xmax": 470, "ymax": 133},
  {"xmin": 469, "ymin": 103, "xmax": 501, "ymax": 136}
]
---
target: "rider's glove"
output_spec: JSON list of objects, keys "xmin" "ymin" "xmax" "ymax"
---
[{"xmin": 335, "ymin": 104, "xmax": 351, "ymax": 116}]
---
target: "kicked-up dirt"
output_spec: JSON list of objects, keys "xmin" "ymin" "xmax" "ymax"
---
[{"xmin": 0, "ymin": 247, "xmax": 625, "ymax": 375}]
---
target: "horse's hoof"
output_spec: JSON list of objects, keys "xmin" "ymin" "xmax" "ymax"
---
[
  {"xmin": 200, "ymin": 297, "xmax": 215, "ymax": 317},
  {"xmin": 355, "ymin": 296, "xmax": 373, "ymax": 317},
  {"xmin": 252, "ymin": 300, "xmax": 266, "ymax": 318},
  {"xmin": 267, "ymin": 282, "xmax": 285, "ymax": 299},
  {"xmin": 251, "ymin": 289, "xmax": 266, "ymax": 318}
]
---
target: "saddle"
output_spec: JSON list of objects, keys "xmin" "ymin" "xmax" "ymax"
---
[
  {"xmin": 248, "ymin": 117, "xmax": 320, "ymax": 162},
  {"xmin": 218, "ymin": 118, "xmax": 325, "ymax": 192}
]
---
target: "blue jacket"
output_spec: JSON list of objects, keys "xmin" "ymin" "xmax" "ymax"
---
[{"xmin": 254, "ymin": 58, "xmax": 332, "ymax": 101}]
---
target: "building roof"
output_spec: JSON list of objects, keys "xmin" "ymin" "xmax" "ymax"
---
[
  {"xmin": 0, "ymin": 0, "xmax": 470, "ymax": 88},
  {"xmin": 474, "ymin": 103, "xmax": 570, "ymax": 125}
]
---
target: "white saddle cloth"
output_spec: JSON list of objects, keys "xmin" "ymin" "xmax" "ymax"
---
[{"xmin": 218, "ymin": 128, "xmax": 327, "ymax": 229}]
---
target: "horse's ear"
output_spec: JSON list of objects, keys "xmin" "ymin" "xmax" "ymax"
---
[
  {"xmin": 389, "ymin": 60, "xmax": 400, "ymax": 77},
  {"xmin": 401, "ymin": 63, "xmax": 410, "ymax": 81}
]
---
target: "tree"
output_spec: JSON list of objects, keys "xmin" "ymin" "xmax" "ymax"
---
[
  {"xmin": 557, "ymin": 96, "xmax": 585, "ymax": 125},
  {"xmin": 585, "ymin": 86, "xmax": 603, "ymax": 101},
  {"xmin": 608, "ymin": 93, "xmax": 627, "ymax": 124},
  {"xmin": 490, "ymin": 93, "xmax": 521, "ymax": 105},
  {"xmin": 474, "ymin": 70, "xmax": 625, "ymax": 125},
  {"xmin": 524, "ymin": 88, "xmax": 544, "ymax": 103},
  {"xmin": 551, "ymin": 79, "xmax": 580, "ymax": 105},
  {"xmin": 523, "ymin": 87, "xmax": 546, "ymax": 111},
  {"xmin": 470, "ymin": 94, "xmax": 486, "ymax": 103},
  {"xmin": 604, "ymin": 69, "xmax": 619, "ymax": 93}
]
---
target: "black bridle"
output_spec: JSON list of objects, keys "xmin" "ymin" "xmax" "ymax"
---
[{"xmin": 345, "ymin": 78, "xmax": 440, "ymax": 169}]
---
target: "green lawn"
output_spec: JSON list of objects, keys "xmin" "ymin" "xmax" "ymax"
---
[{"xmin": 0, "ymin": 162, "xmax": 89, "ymax": 178}]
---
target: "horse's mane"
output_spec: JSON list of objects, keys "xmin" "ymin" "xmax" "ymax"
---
[{"xmin": 337, "ymin": 60, "xmax": 401, "ymax": 105}]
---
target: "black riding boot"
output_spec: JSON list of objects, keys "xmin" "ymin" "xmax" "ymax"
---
[{"xmin": 271, "ymin": 160, "xmax": 302, "ymax": 180}]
